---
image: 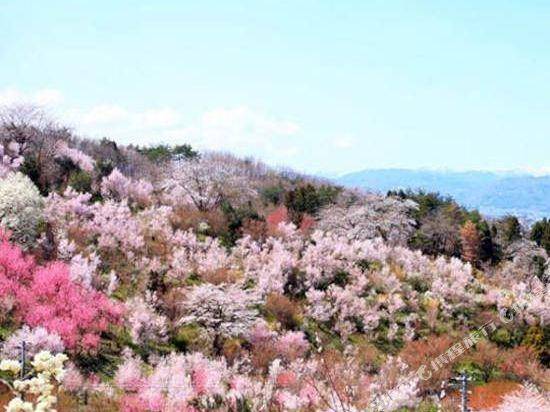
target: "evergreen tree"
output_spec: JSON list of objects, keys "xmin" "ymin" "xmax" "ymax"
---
[
  {"xmin": 502, "ymin": 215, "xmax": 522, "ymax": 243},
  {"xmin": 531, "ymin": 217, "xmax": 550, "ymax": 254},
  {"xmin": 477, "ymin": 220, "xmax": 497, "ymax": 263}
]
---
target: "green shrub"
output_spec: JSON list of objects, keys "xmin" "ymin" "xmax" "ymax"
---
[{"xmin": 68, "ymin": 170, "xmax": 93, "ymax": 193}]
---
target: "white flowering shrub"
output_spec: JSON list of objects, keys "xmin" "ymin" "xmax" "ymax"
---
[
  {"xmin": 0, "ymin": 350, "xmax": 68, "ymax": 412},
  {"xmin": 0, "ymin": 172, "xmax": 44, "ymax": 247}
]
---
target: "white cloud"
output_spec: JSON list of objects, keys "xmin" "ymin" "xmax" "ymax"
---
[
  {"xmin": 0, "ymin": 88, "xmax": 24, "ymax": 106},
  {"xmin": 331, "ymin": 135, "xmax": 356, "ymax": 149},
  {"xmin": 174, "ymin": 106, "xmax": 300, "ymax": 151},
  {"xmin": 508, "ymin": 166, "xmax": 550, "ymax": 177},
  {"xmin": 72, "ymin": 105, "xmax": 181, "ymax": 130},
  {"xmin": 32, "ymin": 89, "xmax": 64, "ymax": 105},
  {"xmin": 141, "ymin": 107, "xmax": 181, "ymax": 128},
  {"xmin": 0, "ymin": 87, "xmax": 64, "ymax": 106},
  {"xmin": 80, "ymin": 104, "xmax": 129, "ymax": 125}
]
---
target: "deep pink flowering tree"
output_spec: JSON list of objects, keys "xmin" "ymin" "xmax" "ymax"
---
[{"xmin": 0, "ymin": 231, "xmax": 122, "ymax": 352}]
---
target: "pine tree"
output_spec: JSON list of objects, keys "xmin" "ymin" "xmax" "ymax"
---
[{"xmin": 530, "ymin": 217, "xmax": 550, "ymax": 254}]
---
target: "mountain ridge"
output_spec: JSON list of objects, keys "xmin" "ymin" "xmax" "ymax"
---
[{"xmin": 336, "ymin": 168, "xmax": 550, "ymax": 220}]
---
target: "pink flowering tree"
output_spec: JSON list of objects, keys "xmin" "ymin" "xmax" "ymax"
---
[
  {"xmin": 0, "ymin": 140, "xmax": 24, "ymax": 177},
  {"xmin": 55, "ymin": 140, "xmax": 95, "ymax": 173},
  {"xmin": 100, "ymin": 168, "xmax": 154, "ymax": 207}
]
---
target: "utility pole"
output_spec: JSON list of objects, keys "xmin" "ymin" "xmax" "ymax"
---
[
  {"xmin": 452, "ymin": 373, "xmax": 471, "ymax": 412},
  {"xmin": 19, "ymin": 340, "xmax": 26, "ymax": 379},
  {"xmin": 19, "ymin": 341, "xmax": 26, "ymax": 401}
]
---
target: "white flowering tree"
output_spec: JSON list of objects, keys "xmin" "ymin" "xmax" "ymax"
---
[
  {"xmin": 126, "ymin": 293, "xmax": 168, "ymax": 347},
  {"xmin": 162, "ymin": 155, "xmax": 256, "ymax": 211},
  {"xmin": 0, "ymin": 172, "xmax": 44, "ymax": 247},
  {"xmin": 317, "ymin": 194, "xmax": 418, "ymax": 246},
  {"xmin": 501, "ymin": 239, "xmax": 549, "ymax": 283},
  {"xmin": 179, "ymin": 284, "xmax": 260, "ymax": 353}
]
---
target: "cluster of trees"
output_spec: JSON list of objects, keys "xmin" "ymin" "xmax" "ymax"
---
[{"xmin": 389, "ymin": 189, "xmax": 548, "ymax": 274}]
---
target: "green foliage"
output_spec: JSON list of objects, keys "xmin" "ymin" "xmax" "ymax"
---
[
  {"xmin": 531, "ymin": 217, "xmax": 550, "ymax": 254},
  {"xmin": 172, "ymin": 324, "xmax": 202, "ymax": 352},
  {"xmin": 407, "ymin": 275, "xmax": 430, "ymax": 293},
  {"xmin": 372, "ymin": 319, "xmax": 405, "ymax": 354},
  {"xmin": 137, "ymin": 143, "xmax": 198, "ymax": 162},
  {"xmin": 173, "ymin": 144, "xmax": 199, "ymax": 159},
  {"xmin": 284, "ymin": 183, "xmax": 340, "ymax": 223},
  {"xmin": 315, "ymin": 184, "xmax": 342, "ymax": 206},
  {"xmin": 95, "ymin": 138, "xmax": 126, "ymax": 178},
  {"xmin": 389, "ymin": 189, "xmax": 454, "ymax": 220},
  {"xmin": 283, "ymin": 268, "xmax": 307, "ymax": 298},
  {"xmin": 521, "ymin": 325, "xmax": 545, "ymax": 355},
  {"xmin": 490, "ymin": 328, "xmax": 513, "ymax": 347},
  {"xmin": 477, "ymin": 220, "xmax": 499, "ymax": 263},
  {"xmin": 501, "ymin": 215, "xmax": 522, "ymax": 243},
  {"xmin": 219, "ymin": 201, "xmax": 261, "ymax": 247},
  {"xmin": 531, "ymin": 255, "xmax": 548, "ymax": 283},
  {"xmin": 19, "ymin": 155, "xmax": 44, "ymax": 193},
  {"xmin": 0, "ymin": 325, "xmax": 16, "ymax": 341},
  {"xmin": 67, "ymin": 170, "xmax": 93, "ymax": 193},
  {"xmin": 414, "ymin": 402, "xmax": 440, "ymax": 412},
  {"xmin": 234, "ymin": 397, "xmax": 253, "ymax": 412},
  {"xmin": 96, "ymin": 159, "xmax": 115, "ymax": 178},
  {"xmin": 55, "ymin": 156, "xmax": 80, "ymax": 185},
  {"xmin": 455, "ymin": 361, "xmax": 487, "ymax": 384},
  {"xmin": 260, "ymin": 184, "xmax": 285, "ymax": 205},
  {"xmin": 74, "ymin": 339, "xmax": 123, "ymax": 378},
  {"xmin": 302, "ymin": 319, "xmax": 342, "ymax": 352}
]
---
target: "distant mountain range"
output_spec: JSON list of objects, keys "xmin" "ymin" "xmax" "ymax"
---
[{"xmin": 336, "ymin": 169, "xmax": 550, "ymax": 220}]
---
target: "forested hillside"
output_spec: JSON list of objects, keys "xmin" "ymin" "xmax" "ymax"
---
[{"xmin": 0, "ymin": 106, "xmax": 548, "ymax": 411}]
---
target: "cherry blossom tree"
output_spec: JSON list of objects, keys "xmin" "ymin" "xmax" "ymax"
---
[
  {"xmin": 179, "ymin": 284, "xmax": 260, "ymax": 352},
  {"xmin": 317, "ymin": 194, "xmax": 417, "ymax": 246},
  {"xmin": 162, "ymin": 156, "xmax": 255, "ymax": 211}
]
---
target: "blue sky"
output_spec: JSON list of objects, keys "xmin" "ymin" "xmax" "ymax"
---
[{"xmin": 1, "ymin": 1, "xmax": 549, "ymax": 175}]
